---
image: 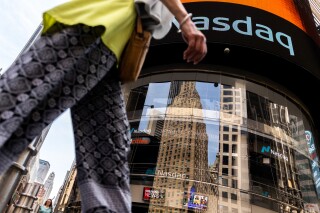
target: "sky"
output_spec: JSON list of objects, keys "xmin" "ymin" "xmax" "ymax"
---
[{"xmin": 0, "ymin": 0, "xmax": 74, "ymax": 199}]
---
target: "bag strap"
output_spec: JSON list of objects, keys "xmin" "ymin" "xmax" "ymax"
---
[{"xmin": 136, "ymin": 16, "xmax": 143, "ymax": 35}]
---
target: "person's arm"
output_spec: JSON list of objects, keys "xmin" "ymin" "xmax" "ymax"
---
[{"xmin": 159, "ymin": 0, "xmax": 207, "ymax": 64}]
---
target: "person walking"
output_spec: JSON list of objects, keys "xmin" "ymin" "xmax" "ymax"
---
[
  {"xmin": 0, "ymin": 0, "xmax": 207, "ymax": 212},
  {"xmin": 38, "ymin": 199, "xmax": 53, "ymax": 213}
]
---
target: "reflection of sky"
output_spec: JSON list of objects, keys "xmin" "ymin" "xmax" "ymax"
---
[
  {"xmin": 138, "ymin": 81, "xmax": 221, "ymax": 165},
  {"xmin": 139, "ymin": 82, "xmax": 171, "ymax": 130}
]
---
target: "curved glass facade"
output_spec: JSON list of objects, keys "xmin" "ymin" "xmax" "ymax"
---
[{"xmin": 122, "ymin": 70, "xmax": 320, "ymax": 213}]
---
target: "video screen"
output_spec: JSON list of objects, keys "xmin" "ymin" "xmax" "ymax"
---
[
  {"xmin": 143, "ymin": 187, "xmax": 166, "ymax": 201},
  {"xmin": 183, "ymin": 192, "xmax": 208, "ymax": 210}
]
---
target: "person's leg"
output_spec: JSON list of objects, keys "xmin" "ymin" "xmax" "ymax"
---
[
  {"xmin": 0, "ymin": 23, "xmax": 116, "ymax": 174},
  {"xmin": 70, "ymin": 73, "xmax": 131, "ymax": 213}
]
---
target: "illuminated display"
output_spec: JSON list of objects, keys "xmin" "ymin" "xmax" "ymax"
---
[
  {"xmin": 142, "ymin": 187, "xmax": 166, "ymax": 201},
  {"xmin": 183, "ymin": 191, "xmax": 208, "ymax": 210},
  {"xmin": 180, "ymin": 0, "xmax": 304, "ymax": 31},
  {"xmin": 148, "ymin": 1, "xmax": 320, "ymax": 77},
  {"xmin": 172, "ymin": 15, "xmax": 295, "ymax": 56},
  {"xmin": 131, "ymin": 137, "xmax": 150, "ymax": 144},
  {"xmin": 260, "ymin": 146, "xmax": 289, "ymax": 161}
]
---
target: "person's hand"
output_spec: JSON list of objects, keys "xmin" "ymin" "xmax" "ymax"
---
[{"xmin": 179, "ymin": 18, "xmax": 207, "ymax": 65}]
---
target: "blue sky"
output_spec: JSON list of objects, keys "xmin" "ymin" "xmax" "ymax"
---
[{"xmin": 1, "ymin": 0, "xmax": 74, "ymax": 199}]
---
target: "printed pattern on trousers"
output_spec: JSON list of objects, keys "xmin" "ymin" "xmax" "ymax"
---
[
  {"xmin": 71, "ymin": 78, "xmax": 131, "ymax": 188},
  {"xmin": 0, "ymin": 23, "xmax": 116, "ymax": 173},
  {"xmin": 71, "ymin": 78, "xmax": 131, "ymax": 213},
  {"xmin": 0, "ymin": 23, "xmax": 132, "ymax": 212}
]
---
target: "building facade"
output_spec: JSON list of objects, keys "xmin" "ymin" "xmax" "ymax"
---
[
  {"xmin": 36, "ymin": 159, "xmax": 50, "ymax": 184},
  {"xmin": 53, "ymin": 0, "xmax": 319, "ymax": 212},
  {"xmin": 41, "ymin": 172, "xmax": 55, "ymax": 205},
  {"xmin": 54, "ymin": 160, "xmax": 80, "ymax": 213}
]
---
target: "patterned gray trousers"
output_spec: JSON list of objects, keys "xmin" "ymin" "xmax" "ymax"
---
[{"xmin": 0, "ymin": 24, "xmax": 131, "ymax": 212}]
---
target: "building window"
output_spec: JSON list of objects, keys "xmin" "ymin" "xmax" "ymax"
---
[
  {"xmin": 222, "ymin": 178, "xmax": 228, "ymax": 186},
  {"xmin": 232, "ymin": 135, "xmax": 238, "ymax": 142},
  {"xmin": 223, "ymin": 91, "xmax": 233, "ymax": 95},
  {"xmin": 223, "ymin": 156, "xmax": 229, "ymax": 165},
  {"xmin": 223, "ymin": 144, "xmax": 229, "ymax": 153},
  {"xmin": 223, "ymin": 97, "xmax": 233, "ymax": 102},
  {"xmin": 232, "ymin": 157, "xmax": 237, "ymax": 166},
  {"xmin": 232, "ymin": 125, "xmax": 238, "ymax": 132},
  {"xmin": 223, "ymin": 134, "xmax": 229, "ymax": 141},
  {"xmin": 223, "ymin": 104, "xmax": 233, "ymax": 110},
  {"xmin": 222, "ymin": 168, "xmax": 228, "ymax": 175},
  {"xmin": 222, "ymin": 191, "xmax": 228, "ymax": 198},
  {"xmin": 232, "ymin": 145, "xmax": 237, "ymax": 153},
  {"xmin": 232, "ymin": 179, "xmax": 238, "ymax": 188},
  {"xmin": 231, "ymin": 193, "xmax": 237, "ymax": 200},
  {"xmin": 232, "ymin": 169, "xmax": 237, "ymax": 177}
]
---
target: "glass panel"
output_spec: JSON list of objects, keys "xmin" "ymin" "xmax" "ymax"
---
[{"xmin": 123, "ymin": 75, "xmax": 319, "ymax": 213}]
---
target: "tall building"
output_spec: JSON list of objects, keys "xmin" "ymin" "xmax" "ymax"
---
[
  {"xmin": 218, "ymin": 83, "xmax": 251, "ymax": 213},
  {"xmin": 54, "ymin": 160, "xmax": 79, "ymax": 213},
  {"xmin": 42, "ymin": 172, "xmax": 55, "ymax": 204},
  {"xmin": 148, "ymin": 82, "xmax": 217, "ymax": 212},
  {"xmin": 36, "ymin": 159, "xmax": 50, "ymax": 184},
  {"xmin": 28, "ymin": 154, "xmax": 40, "ymax": 183}
]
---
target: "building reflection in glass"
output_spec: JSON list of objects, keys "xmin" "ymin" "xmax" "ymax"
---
[
  {"xmin": 148, "ymin": 81, "xmax": 218, "ymax": 212},
  {"xmin": 124, "ymin": 78, "xmax": 320, "ymax": 213}
]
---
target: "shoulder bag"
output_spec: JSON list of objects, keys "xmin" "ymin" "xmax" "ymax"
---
[{"xmin": 118, "ymin": 16, "xmax": 152, "ymax": 83}]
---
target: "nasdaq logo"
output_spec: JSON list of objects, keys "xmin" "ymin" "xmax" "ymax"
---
[
  {"xmin": 261, "ymin": 146, "xmax": 271, "ymax": 153},
  {"xmin": 173, "ymin": 15, "xmax": 295, "ymax": 56},
  {"xmin": 261, "ymin": 146, "xmax": 288, "ymax": 161}
]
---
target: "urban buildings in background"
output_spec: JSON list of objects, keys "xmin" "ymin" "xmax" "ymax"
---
[
  {"xmin": 53, "ymin": 160, "xmax": 81, "ymax": 213},
  {"xmin": 148, "ymin": 81, "xmax": 218, "ymax": 212},
  {"xmin": 0, "ymin": 125, "xmax": 56, "ymax": 213},
  {"xmin": 42, "ymin": 172, "xmax": 56, "ymax": 205},
  {"xmin": 3, "ymin": 157, "xmax": 55, "ymax": 213},
  {"xmin": 36, "ymin": 160, "xmax": 50, "ymax": 184}
]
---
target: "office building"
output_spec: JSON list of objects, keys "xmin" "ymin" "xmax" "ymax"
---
[{"xmin": 42, "ymin": 172, "xmax": 55, "ymax": 204}]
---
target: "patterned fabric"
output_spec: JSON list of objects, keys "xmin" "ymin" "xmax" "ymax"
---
[
  {"xmin": 0, "ymin": 23, "xmax": 132, "ymax": 213},
  {"xmin": 71, "ymin": 77, "xmax": 131, "ymax": 212}
]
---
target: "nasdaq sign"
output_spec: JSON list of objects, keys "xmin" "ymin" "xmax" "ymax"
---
[
  {"xmin": 261, "ymin": 146, "xmax": 288, "ymax": 161},
  {"xmin": 261, "ymin": 146, "xmax": 271, "ymax": 153}
]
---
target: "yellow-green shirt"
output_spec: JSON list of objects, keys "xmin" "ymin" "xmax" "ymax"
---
[{"xmin": 42, "ymin": 0, "xmax": 137, "ymax": 63}]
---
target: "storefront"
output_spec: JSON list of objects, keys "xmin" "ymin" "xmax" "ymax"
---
[{"xmin": 122, "ymin": 0, "xmax": 320, "ymax": 212}]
